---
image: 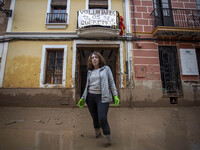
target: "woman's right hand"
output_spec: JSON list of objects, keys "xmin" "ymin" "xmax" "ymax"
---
[{"xmin": 78, "ymin": 99, "xmax": 85, "ymax": 108}]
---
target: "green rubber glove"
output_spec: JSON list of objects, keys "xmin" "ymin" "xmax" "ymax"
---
[
  {"xmin": 114, "ymin": 96, "xmax": 120, "ymax": 107},
  {"xmin": 78, "ymin": 99, "xmax": 85, "ymax": 109}
]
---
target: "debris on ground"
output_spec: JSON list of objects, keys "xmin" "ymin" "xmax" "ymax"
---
[
  {"xmin": 55, "ymin": 121, "xmax": 63, "ymax": 125},
  {"xmin": 5, "ymin": 120, "xmax": 24, "ymax": 125},
  {"xmin": 46, "ymin": 118, "xmax": 50, "ymax": 123},
  {"xmin": 33, "ymin": 119, "xmax": 45, "ymax": 124}
]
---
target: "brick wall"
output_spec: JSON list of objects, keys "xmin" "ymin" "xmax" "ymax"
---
[
  {"xmin": 171, "ymin": 0, "xmax": 197, "ymax": 9},
  {"xmin": 132, "ymin": 34, "xmax": 160, "ymax": 80},
  {"xmin": 131, "ymin": 0, "xmax": 200, "ymax": 81},
  {"xmin": 130, "ymin": 0, "xmax": 198, "ymax": 33},
  {"xmin": 130, "ymin": 0, "xmax": 154, "ymax": 33}
]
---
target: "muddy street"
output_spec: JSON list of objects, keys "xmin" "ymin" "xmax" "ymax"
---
[{"xmin": 0, "ymin": 106, "xmax": 200, "ymax": 150}]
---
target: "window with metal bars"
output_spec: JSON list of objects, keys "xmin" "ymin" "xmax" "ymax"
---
[
  {"xmin": 46, "ymin": 0, "xmax": 67, "ymax": 23},
  {"xmin": 89, "ymin": 0, "xmax": 108, "ymax": 9},
  {"xmin": 46, "ymin": 49, "xmax": 63, "ymax": 84},
  {"xmin": 197, "ymin": 0, "xmax": 200, "ymax": 10}
]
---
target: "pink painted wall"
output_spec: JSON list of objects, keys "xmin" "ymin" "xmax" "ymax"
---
[{"xmin": 130, "ymin": 0, "xmax": 200, "ymax": 81}]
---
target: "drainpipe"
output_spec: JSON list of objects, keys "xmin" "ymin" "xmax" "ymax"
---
[
  {"xmin": 132, "ymin": 0, "xmax": 136, "ymax": 38},
  {"xmin": 123, "ymin": 0, "xmax": 129, "ymax": 87}
]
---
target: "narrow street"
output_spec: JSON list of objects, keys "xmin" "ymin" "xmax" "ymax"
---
[{"xmin": 0, "ymin": 106, "xmax": 200, "ymax": 150}]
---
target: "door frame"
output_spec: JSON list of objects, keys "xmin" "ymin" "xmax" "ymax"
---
[{"xmin": 71, "ymin": 40, "xmax": 124, "ymax": 101}]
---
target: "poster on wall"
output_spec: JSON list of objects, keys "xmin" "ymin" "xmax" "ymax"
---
[{"xmin": 180, "ymin": 49, "xmax": 199, "ymax": 75}]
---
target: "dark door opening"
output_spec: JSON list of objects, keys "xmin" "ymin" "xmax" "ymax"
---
[
  {"xmin": 153, "ymin": 0, "xmax": 174, "ymax": 27},
  {"xmin": 158, "ymin": 46, "xmax": 182, "ymax": 97},
  {"xmin": 75, "ymin": 45, "xmax": 119, "ymax": 103}
]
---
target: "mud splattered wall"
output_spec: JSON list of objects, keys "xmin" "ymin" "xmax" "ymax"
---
[{"xmin": 3, "ymin": 41, "xmax": 73, "ymax": 88}]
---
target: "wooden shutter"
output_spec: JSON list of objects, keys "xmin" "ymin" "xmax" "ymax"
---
[
  {"xmin": 51, "ymin": 0, "xmax": 67, "ymax": 7},
  {"xmin": 89, "ymin": 0, "xmax": 108, "ymax": 9}
]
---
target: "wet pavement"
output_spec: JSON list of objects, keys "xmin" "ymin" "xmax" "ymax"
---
[{"xmin": 0, "ymin": 106, "xmax": 200, "ymax": 150}]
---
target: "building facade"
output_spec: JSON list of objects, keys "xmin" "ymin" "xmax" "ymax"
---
[
  {"xmin": 0, "ymin": 0, "xmax": 133, "ymax": 107},
  {"xmin": 130, "ymin": 0, "xmax": 200, "ymax": 106},
  {"xmin": 0, "ymin": 0, "xmax": 199, "ymax": 107}
]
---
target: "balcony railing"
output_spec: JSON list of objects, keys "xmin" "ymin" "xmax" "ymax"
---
[
  {"xmin": 151, "ymin": 8, "xmax": 200, "ymax": 29},
  {"xmin": 77, "ymin": 9, "xmax": 120, "ymax": 30},
  {"xmin": 46, "ymin": 13, "xmax": 68, "ymax": 24}
]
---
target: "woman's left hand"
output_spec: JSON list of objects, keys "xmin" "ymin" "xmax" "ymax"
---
[
  {"xmin": 114, "ymin": 96, "xmax": 120, "ymax": 107},
  {"xmin": 78, "ymin": 99, "xmax": 85, "ymax": 108}
]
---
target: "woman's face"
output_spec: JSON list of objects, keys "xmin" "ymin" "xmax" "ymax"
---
[{"xmin": 91, "ymin": 54, "xmax": 99, "ymax": 69}]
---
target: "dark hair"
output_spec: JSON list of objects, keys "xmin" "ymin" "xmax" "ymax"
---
[{"xmin": 87, "ymin": 51, "xmax": 106, "ymax": 70}]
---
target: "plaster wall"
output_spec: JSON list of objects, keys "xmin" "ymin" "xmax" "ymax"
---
[
  {"xmin": 3, "ymin": 41, "xmax": 73, "ymax": 88},
  {"xmin": 11, "ymin": 0, "xmax": 123, "ymax": 32},
  {"xmin": 119, "ymin": 80, "xmax": 200, "ymax": 107},
  {"xmin": 0, "ymin": 88, "xmax": 75, "ymax": 107},
  {"xmin": 0, "ymin": 80, "xmax": 199, "ymax": 107}
]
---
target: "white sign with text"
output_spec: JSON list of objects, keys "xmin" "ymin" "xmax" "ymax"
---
[
  {"xmin": 180, "ymin": 49, "xmax": 199, "ymax": 75},
  {"xmin": 78, "ymin": 9, "xmax": 117, "ymax": 28}
]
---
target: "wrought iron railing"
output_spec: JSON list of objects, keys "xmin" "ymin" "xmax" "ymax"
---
[
  {"xmin": 46, "ymin": 13, "xmax": 67, "ymax": 23},
  {"xmin": 77, "ymin": 9, "xmax": 120, "ymax": 30},
  {"xmin": 150, "ymin": 8, "xmax": 200, "ymax": 29}
]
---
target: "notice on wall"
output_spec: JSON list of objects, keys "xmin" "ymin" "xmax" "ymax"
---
[
  {"xmin": 78, "ymin": 9, "xmax": 117, "ymax": 28},
  {"xmin": 180, "ymin": 49, "xmax": 199, "ymax": 75}
]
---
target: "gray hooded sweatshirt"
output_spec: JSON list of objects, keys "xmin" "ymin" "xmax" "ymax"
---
[{"xmin": 81, "ymin": 66, "xmax": 118, "ymax": 103}]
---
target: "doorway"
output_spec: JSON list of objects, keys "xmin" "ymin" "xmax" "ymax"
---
[
  {"xmin": 158, "ymin": 46, "xmax": 183, "ymax": 97},
  {"xmin": 153, "ymin": 0, "xmax": 174, "ymax": 27},
  {"xmin": 75, "ymin": 44, "xmax": 119, "ymax": 103}
]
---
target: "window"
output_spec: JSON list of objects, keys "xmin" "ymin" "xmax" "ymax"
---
[
  {"xmin": 197, "ymin": 0, "xmax": 200, "ymax": 10},
  {"xmin": 40, "ymin": 45, "xmax": 67, "ymax": 87},
  {"xmin": 49, "ymin": 6, "xmax": 67, "ymax": 23},
  {"xmin": 196, "ymin": 0, "xmax": 200, "ymax": 17},
  {"xmin": 153, "ymin": 0, "xmax": 174, "ymax": 26},
  {"xmin": 46, "ymin": 50, "xmax": 63, "ymax": 84},
  {"xmin": 89, "ymin": 0, "xmax": 108, "ymax": 9},
  {"xmin": 46, "ymin": 0, "xmax": 70, "ymax": 28}
]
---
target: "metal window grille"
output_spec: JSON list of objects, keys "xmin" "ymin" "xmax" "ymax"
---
[{"xmin": 46, "ymin": 50, "xmax": 63, "ymax": 84}]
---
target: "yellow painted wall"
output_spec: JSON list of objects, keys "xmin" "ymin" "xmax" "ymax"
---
[
  {"xmin": 11, "ymin": 0, "xmax": 123, "ymax": 32},
  {"xmin": 67, "ymin": 0, "xmax": 85, "ymax": 31},
  {"xmin": 11, "ymin": 0, "xmax": 85, "ymax": 32},
  {"xmin": 7, "ymin": 0, "xmax": 125, "ymax": 88},
  {"xmin": 3, "ymin": 41, "xmax": 73, "ymax": 88},
  {"xmin": 111, "ymin": 0, "xmax": 123, "ymax": 15},
  {"xmin": 12, "ymin": 0, "xmax": 48, "ymax": 32}
]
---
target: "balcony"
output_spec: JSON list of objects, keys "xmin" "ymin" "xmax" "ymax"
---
[
  {"xmin": 150, "ymin": 8, "xmax": 200, "ymax": 37},
  {"xmin": 46, "ymin": 13, "xmax": 68, "ymax": 28},
  {"xmin": 76, "ymin": 9, "xmax": 120, "ymax": 38}
]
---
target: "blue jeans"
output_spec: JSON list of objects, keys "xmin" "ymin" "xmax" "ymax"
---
[{"xmin": 86, "ymin": 93, "xmax": 110, "ymax": 135}]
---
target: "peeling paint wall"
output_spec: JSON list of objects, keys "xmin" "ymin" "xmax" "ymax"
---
[
  {"xmin": 3, "ymin": 41, "xmax": 73, "ymax": 88},
  {"xmin": 4, "ymin": 55, "xmax": 40, "ymax": 87}
]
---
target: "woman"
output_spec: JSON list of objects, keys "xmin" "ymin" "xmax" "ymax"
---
[{"xmin": 78, "ymin": 51, "xmax": 120, "ymax": 147}]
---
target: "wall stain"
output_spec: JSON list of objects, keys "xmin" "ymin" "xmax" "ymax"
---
[{"xmin": 4, "ymin": 55, "xmax": 40, "ymax": 88}]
